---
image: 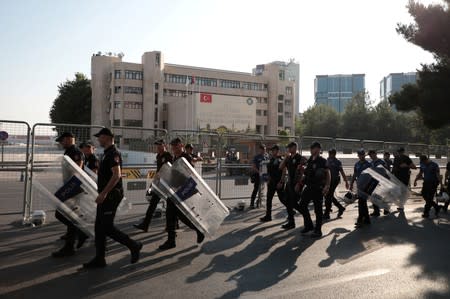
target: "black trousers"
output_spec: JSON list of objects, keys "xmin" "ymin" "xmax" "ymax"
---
[
  {"xmin": 324, "ymin": 180, "xmax": 343, "ymax": 214},
  {"xmin": 265, "ymin": 182, "xmax": 286, "ymax": 218},
  {"xmin": 357, "ymin": 193, "xmax": 370, "ymax": 223},
  {"xmin": 299, "ymin": 186, "xmax": 323, "ymax": 231},
  {"xmin": 286, "ymin": 183, "xmax": 302, "ymax": 222},
  {"xmin": 55, "ymin": 210, "xmax": 88, "ymax": 249},
  {"xmin": 422, "ymin": 182, "xmax": 439, "ymax": 215},
  {"xmin": 142, "ymin": 193, "xmax": 162, "ymax": 229},
  {"xmin": 250, "ymin": 175, "xmax": 261, "ymax": 206},
  {"xmin": 95, "ymin": 189, "xmax": 136, "ymax": 258},
  {"xmin": 166, "ymin": 198, "xmax": 200, "ymax": 241}
]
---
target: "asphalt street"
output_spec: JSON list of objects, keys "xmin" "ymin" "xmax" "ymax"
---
[{"xmin": 1, "ymin": 188, "xmax": 450, "ymax": 299}]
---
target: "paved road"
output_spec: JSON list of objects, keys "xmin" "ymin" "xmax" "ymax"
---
[{"xmin": 1, "ymin": 189, "xmax": 450, "ymax": 299}]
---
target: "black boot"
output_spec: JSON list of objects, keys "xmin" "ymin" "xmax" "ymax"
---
[
  {"xmin": 130, "ymin": 241, "xmax": 143, "ymax": 264},
  {"xmin": 51, "ymin": 246, "xmax": 75, "ymax": 258},
  {"xmin": 281, "ymin": 221, "xmax": 295, "ymax": 230},
  {"xmin": 159, "ymin": 233, "xmax": 176, "ymax": 250},
  {"xmin": 83, "ymin": 256, "xmax": 107, "ymax": 269},
  {"xmin": 133, "ymin": 222, "xmax": 148, "ymax": 232}
]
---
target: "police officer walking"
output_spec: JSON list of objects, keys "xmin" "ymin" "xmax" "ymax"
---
[
  {"xmin": 134, "ymin": 139, "xmax": 173, "ymax": 232},
  {"xmin": 350, "ymin": 149, "xmax": 372, "ymax": 228},
  {"xmin": 368, "ymin": 150, "xmax": 389, "ymax": 217},
  {"xmin": 414, "ymin": 155, "xmax": 442, "ymax": 218},
  {"xmin": 260, "ymin": 144, "xmax": 287, "ymax": 222},
  {"xmin": 83, "ymin": 128, "xmax": 142, "ymax": 269},
  {"xmin": 52, "ymin": 132, "xmax": 89, "ymax": 257},
  {"xmin": 279, "ymin": 142, "xmax": 305, "ymax": 230},
  {"xmin": 383, "ymin": 152, "xmax": 393, "ymax": 172},
  {"xmin": 158, "ymin": 138, "xmax": 205, "ymax": 250},
  {"xmin": 299, "ymin": 142, "xmax": 331, "ymax": 238},
  {"xmin": 250, "ymin": 144, "xmax": 269, "ymax": 209},
  {"xmin": 185, "ymin": 143, "xmax": 203, "ymax": 163},
  {"xmin": 393, "ymin": 147, "xmax": 416, "ymax": 186},
  {"xmin": 324, "ymin": 149, "xmax": 348, "ymax": 220},
  {"xmin": 80, "ymin": 142, "xmax": 99, "ymax": 173}
]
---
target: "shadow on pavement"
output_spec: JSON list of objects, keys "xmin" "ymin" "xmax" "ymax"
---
[{"xmin": 319, "ymin": 211, "xmax": 450, "ymax": 298}]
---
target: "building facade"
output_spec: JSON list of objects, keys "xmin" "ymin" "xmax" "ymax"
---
[
  {"xmin": 380, "ymin": 72, "xmax": 418, "ymax": 101},
  {"xmin": 91, "ymin": 51, "xmax": 298, "ymax": 138},
  {"xmin": 314, "ymin": 74, "xmax": 365, "ymax": 113}
]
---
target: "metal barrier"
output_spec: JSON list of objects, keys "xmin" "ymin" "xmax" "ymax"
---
[
  {"xmin": 0, "ymin": 120, "xmax": 31, "ymax": 216},
  {"xmin": 25, "ymin": 123, "xmax": 104, "ymax": 222}
]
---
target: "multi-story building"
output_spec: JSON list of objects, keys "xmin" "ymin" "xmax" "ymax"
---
[
  {"xmin": 314, "ymin": 74, "xmax": 365, "ymax": 113},
  {"xmin": 91, "ymin": 51, "xmax": 298, "ymax": 139},
  {"xmin": 380, "ymin": 72, "xmax": 418, "ymax": 101}
]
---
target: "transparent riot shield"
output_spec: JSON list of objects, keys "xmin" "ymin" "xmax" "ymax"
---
[
  {"xmin": 152, "ymin": 157, "xmax": 229, "ymax": 237},
  {"xmin": 357, "ymin": 166, "xmax": 410, "ymax": 210}
]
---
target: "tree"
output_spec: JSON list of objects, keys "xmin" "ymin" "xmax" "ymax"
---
[
  {"xmin": 298, "ymin": 104, "xmax": 340, "ymax": 137},
  {"xmin": 340, "ymin": 92, "xmax": 374, "ymax": 140},
  {"xmin": 49, "ymin": 73, "xmax": 92, "ymax": 124},
  {"xmin": 391, "ymin": 0, "xmax": 450, "ymax": 129}
]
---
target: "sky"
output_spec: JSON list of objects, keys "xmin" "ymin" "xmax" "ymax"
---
[{"xmin": 0, "ymin": 0, "xmax": 440, "ymax": 125}]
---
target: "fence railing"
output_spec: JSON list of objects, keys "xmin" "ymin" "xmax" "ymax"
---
[{"xmin": 1, "ymin": 120, "xmax": 449, "ymax": 223}]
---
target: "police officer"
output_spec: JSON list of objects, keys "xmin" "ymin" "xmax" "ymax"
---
[
  {"xmin": 414, "ymin": 155, "xmax": 442, "ymax": 218},
  {"xmin": 383, "ymin": 152, "xmax": 393, "ymax": 172},
  {"xmin": 350, "ymin": 149, "xmax": 372, "ymax": 228},
  {"xmin": 83, "ymin": 128, "xmax": 142, "ymax": 269},
  {"xmin": 134, "ymin": 139, "xmax": 173, "ymax": 232},
  {"xmin": 324, "ymin": 149, "xmax": 348, "ymax": 220},
  {"xmin": 52, "ymin": 132, "xmax": 89, "ymax": 257},
  {"xmin": 368, "ymin": 150, "xmax": 389, "ymax": 217},
  {"xmin": 80, "ymin": 142, "xmax": 99, "ymax": 173},
  {"xmin": 260, "ymin": 144, "xmax": 287, "ymax": 222},
  {"xmin": 158, "ymin": 137, "xmax": 205, "ymax": 250},
  {"xmin": 185, "ymin": 143, "xmax": 203, "ymax": 163},
  {"xmin": 393, "ymin": 147, "xmax": 416, "ymax": 186},
  {"xmin": 444, "ymin": 161, "xmax": 450, "ymax": 212},
  {"xmin": 299, "ymin": 142, "xmax": 330, "ymax": 238},
  {"xmin": 279, "ymin": 142, "xmax": 305, "ymax": 230},
  {"xmin": 250, "ymin": 144, "xmax": 269, "ymax": 209}
]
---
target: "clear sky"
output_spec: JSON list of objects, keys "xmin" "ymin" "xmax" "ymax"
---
[{"xmin": 0, "ymin": 0, "xmax": 438, "ymax": 125}]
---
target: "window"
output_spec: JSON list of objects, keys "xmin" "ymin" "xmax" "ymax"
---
[
  {"xmin": 156, "ymin": 53, "xmax": 161, "ymax": 66},
  {"xmin": 162, "ymin": 121, "xmax": 167, "ymax": 129},
  {"xmin": 124, "ymin": 86, "xmax": 143, "ymax": 94},
  {"xmin": 286, "ymin": 86, "xmax": 292, "ymax": 95},
  {"xmin": 113, "ymin": 101, "xmax": 121, "ymax": 108},
  {"xmin": 242, "ymin": 82, "xmax": 264, "ymax": 91},
  {"xmin": 154, "ymin": 108, "xmax": 158, "ymax": 122},
  {"xmin": 165, "ymin": 74, "xmax": 188, "ymax": 84},
  {"xmin": 278, "ymin": 103, "xmax": 284, "ymax": 113},
  {"xmin": 123, "ymin": 119, "xmax": 143, "ymax": 127},
  {"xmin": 196, "ymin": 76, "xmax": 217, "ymax": 87},
  {"xmin": 123, "ymin": 101, "xmax": 143, "ymax": 109},
  {"xmin": 155, "ymin": 82, "xmax": 159, "ymax": 90},
  {"xmin": 221, "ymin": 79, "xmax": 240, "ymax": 89},
  {"xmin": 113, "ymin": 119, "xmax": 120, "ymax": 126},
  {"xmin": 264, "ymin": 125, "xmax": 268, "ymax": 135},
  {"xmin": 285, "ymin": 99, "xmax": 292, "ymax": 106},
  {"xmin": 263, "ymin": 98, "xmax": 268, "ymax": 104},
  {"xmin": 256, "ymin": 98, "xmax": 262, "ymax": 104},
  {"xmin": 256, "ymin": 125, "xmax": 262, "ymax": 134},
  {"xmin": 256, "ymin": 109, "xmax": 262, "ymax": 116},
  {"xmin": 279, "ymin": 70, "xmax": 285, "ymax": 81},
  {"xmin": 278, "ymin": 115, "xmax": 284, "ymax": 127},
  {"xmin": 285, "ymin": 112, "xmax": 292, "ymax": 118},
  {"xmin": 278, "ymin": 95, "xmax": 284, "ymax": 101},
  {"xmin": 114, "ymin": 70, "xmax": 121, "ymax": 79},
  {"xmin": 155, "ymin": 93, "xmax": 158, "ymax": 105},
  {"xmin": 114, "ymin": 86, "xmax": 122, "ymax": 94},
  {"xmin": 163, "ymin": 89, "xmax": 191, "ymax": 97},
  {"xmin": 125, "ymin": 70, "xmax": 143, "ymax": 80},
  {"xmin": 263, "ymin": 110, "xmax": 268, "ymax": 116}
]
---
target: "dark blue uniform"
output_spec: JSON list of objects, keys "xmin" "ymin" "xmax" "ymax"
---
[
  {"xmin": 84, "ymin": 154, "xmax": 99, "ymax": 172},
  {"xmin": 285, "ymin": 153, "xmax": 304, "ymax": 225},
  {"xmin": 324, "ymin": 157, "xmax": 345, "ymax": 217},
  {"xmin": 54, "ymin": 145, "xmax": 86, "ymax": 252},
  {"xmin": 353, "ymin": 160, "xmax": 371, "ymax": 225},
  {"xmin": 263, "ymin": 155, "xmax": 287, "ymax": 220},
  {"xmin": 420, "ymin": 161, "xmax": 440, "ymax": 217},
  {"xmin": 300, "ymin": 156, "xmax": 329, "ymax": 234},
  {"xmin": 95, "ymin": 144, "xmax": 139, "ymax": 259}
]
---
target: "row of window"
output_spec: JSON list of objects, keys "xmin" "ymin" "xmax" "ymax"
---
[
  {"xmin": 114, "ymin": 70, "xmax": 144, "ymax": 80},
  {"xmin": 114, "ymin": 86, "xmax": 143, "ymax": 94},
  {"xmin": 113, "ymin": 101, "xmax": 143, "ymax": 109},
  {"xmin": 164, "ymin": 73, "xmax": 268, "ymax": 91},
  {"xmin": 163, "ymin": 89, "xmax": 192, "ymax": 97},
  {"xmin": 256, "ymin": 109, "xmax": 268, "ymax": 116}
]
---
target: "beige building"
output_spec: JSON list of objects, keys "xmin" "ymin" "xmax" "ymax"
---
[{"xmin": 91, "ymin": 51, "xmax": 298, "ymax": 138}]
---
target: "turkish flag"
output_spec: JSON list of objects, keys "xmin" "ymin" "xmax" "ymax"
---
[{"xmin": 200, "ymin": 93, "xmax": 212, "ymax": 103}]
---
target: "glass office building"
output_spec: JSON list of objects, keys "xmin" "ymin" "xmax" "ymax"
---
[
  {"xmin": 380, "ymin": 72, "xmax": 418, "ymax": 101},
  {"xmin": 314, "ymin": 74, "xmax": 365, "ymax": 113}
]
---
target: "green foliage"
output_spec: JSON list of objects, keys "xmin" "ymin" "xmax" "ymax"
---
[
  {"xmin": 298, "ymin": 93, "xmax": 449, "ymax": 145},
  {"xmin": 49, "ymin": 73, "xmax": 92, "ymax": 124},
  {"xmin": 391, "ymin": 0, "xmax": 450, "ymax": 129}
]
